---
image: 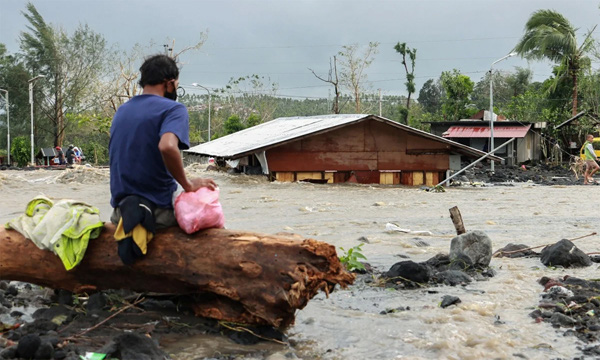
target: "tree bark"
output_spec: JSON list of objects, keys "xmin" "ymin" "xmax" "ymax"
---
[{"xmin": 0, "ymin": 224, "xmax": 354, "ymax": 329}]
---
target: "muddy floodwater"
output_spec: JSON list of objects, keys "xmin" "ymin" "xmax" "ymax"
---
[{"xmin": 1, "ymin": 167, "xmax": 599, "ymax": 360}]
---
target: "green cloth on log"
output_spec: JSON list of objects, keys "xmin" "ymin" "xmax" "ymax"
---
[{"xmin": 6, "ymin": 195, "xmax": 104, "ymax": 270}]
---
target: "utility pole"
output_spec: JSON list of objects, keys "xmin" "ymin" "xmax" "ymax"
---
[
  {"xmin": 0, "ymin": 89, "xmax": 8, "ymax": 165},
  {"xmin": 489, "ymin": 52, "xmax": 517, "ymax": 172},
  {"xmin": 378, "ymin": 89, "xmax": 382, "ymax": 116},
  {"xmin": 28, "ymin": 75, "xmax": 45, "ymax": 166},
  {"xmin": 192, "ymin": 83, "xmax": 212, "ymax": 142}
]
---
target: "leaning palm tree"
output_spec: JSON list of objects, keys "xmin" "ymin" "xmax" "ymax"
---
[{"xmin": 514, "ymin": 9, "xmax": 596, "ymax": 116}]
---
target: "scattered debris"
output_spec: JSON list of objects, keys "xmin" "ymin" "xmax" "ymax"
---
[
  {"xmin": 385, "ymin": 223, "xmax": 434, "ymax": 236},
  {"xmin": 54, "ymin": 166, "xmax": 109, "ymax": 184}
]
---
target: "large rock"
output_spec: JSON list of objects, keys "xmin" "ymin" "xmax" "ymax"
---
[
  {"xmin": 540, "ymin": 239, "xmax": 592, "ymax": 268},
  {"xmin": 449, "ymin": 230, "xmax": 493, "ymax": 268},
  {"xmin": 382, "ymin": 261, "xmax": 429, "ymax": 284}
]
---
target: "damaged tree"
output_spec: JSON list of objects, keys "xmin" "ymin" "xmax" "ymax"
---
[{"xmin": 0, "ymin": 224, "xmax": 354, "ymax": 329}]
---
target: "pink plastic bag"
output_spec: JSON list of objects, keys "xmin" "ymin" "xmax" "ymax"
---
[{"xmin": 174, "ymin": 187, "xmax": 225, "ymax": 234}]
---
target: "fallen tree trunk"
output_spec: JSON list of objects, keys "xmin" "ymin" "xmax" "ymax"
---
[{"xmin": 0, "ymin": 224, "xmax": 354, "ymax": 328}]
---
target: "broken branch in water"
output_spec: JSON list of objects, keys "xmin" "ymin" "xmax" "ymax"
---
[
  {"xmin": 64, "ymin": 297, "xmax": 145, "ymax": 341},
  {"xmin": 493, "ymin": 232, "xmax": 597, "ymax": 257},
  {"xmin": 219, "ymin": 321, "xmax": 287, "ymax": 345}
]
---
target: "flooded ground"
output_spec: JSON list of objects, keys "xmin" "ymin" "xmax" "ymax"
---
[{"xmin": 1, "ymin": 167, "xmax": 599, "ymax": 359}]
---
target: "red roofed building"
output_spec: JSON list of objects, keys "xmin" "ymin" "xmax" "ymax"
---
[{"xmin": 427, "ymin": 111, "xmax": 544, "ymax": 165}]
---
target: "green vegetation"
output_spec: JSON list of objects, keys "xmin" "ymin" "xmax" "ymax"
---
[
  {"xmin": 11, "ymin": 136, "xmax": 29, "ymax": 167},
  {"xmin": 339, "ymin": 244, "xmax": 367, "ymax": 272},
  {"xmin": 0, "ymin": 4, "xmax": 597, "ymax": 162}
]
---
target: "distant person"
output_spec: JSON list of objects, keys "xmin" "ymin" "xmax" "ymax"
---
[
  {"xmin": 109, "ymin": 54, "xmax": 217, "ymax": 229},
  {"xmin": 582, "ymin": 134, "xmax": 599, "ymax": 184},
  {"xmin": 73, "ymin": 147, "xmax": 83, "ymax": 163},
  {"xmin": 65, "ymin": 144, "xmax": 76, "ymax": 165},
  {"xmin": 54, "ymin": 146, "xmax": 65, "ymax": 165}
]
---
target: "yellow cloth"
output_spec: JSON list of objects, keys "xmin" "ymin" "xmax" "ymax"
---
[
  {"xmin": 114, "ymin": 218, "xmax": 154, "ymax": 254},
  {"xmin": 6, "ymin": 196, "xmax": 103, "ymax": 271}
]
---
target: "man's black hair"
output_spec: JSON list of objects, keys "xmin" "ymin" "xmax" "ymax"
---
[{"xmin": 138, "ymin": 54, "xmax": 179, "ymax": 87}]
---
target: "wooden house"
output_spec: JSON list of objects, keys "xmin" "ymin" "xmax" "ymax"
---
[{"xmin": 186, "ymin": 114, "xmax": 500, "ymax": 186}]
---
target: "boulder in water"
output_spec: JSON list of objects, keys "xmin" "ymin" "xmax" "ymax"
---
[
  {"xmin": 383, "ymin": 261, "xmax": 429, "ymax": 284},
  {"xmin": 449, "ymin": 230, "xmax": 492, "ymax": 268},
  {"xmin": 540, "ymin": 239, "xmax": 592, "ymax": 268}
]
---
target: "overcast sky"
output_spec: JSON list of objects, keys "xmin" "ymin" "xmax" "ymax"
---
[{"xmin": 1, "ymin": 0, "xmax": 599, "ymax": 99}]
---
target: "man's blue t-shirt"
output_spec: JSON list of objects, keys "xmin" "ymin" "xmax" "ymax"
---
[{"xmin": 109, "ymin": 94, "xmax": 190, "ymax": 209}]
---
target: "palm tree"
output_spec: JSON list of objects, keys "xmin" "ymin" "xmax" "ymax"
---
[{"xmin": 514, "ymin": 9, "xmax": 596, "ymax": 116}]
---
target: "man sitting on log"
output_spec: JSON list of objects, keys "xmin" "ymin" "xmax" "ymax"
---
[{"xmin": 109, "ymin": 54, "xmax": 216, "ymax": 263}]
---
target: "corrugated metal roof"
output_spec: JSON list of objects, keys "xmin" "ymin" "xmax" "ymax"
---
[
  {"xmin": 442, "ymin": 125, "xmax": 531, "ymax": 138},
  {"xmin": 555, "ymin": 111, "xmax": 587, "ymax": 129},
  {"xmin": 186, "ymin": 114, "xmax": 502, "ymax": 161}
]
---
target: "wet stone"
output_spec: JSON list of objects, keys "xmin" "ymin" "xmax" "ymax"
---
[
  {"xmin": 380, "ymin": 306, "xmax": 409, "ymax": 314},
  {"xmin": 54, "ymin": 290, "xmax": 74, "ymax": 306},
  {"xmin": 435, "ymin": 270, "xmax": 472, "ymax": 286},
  {"xmin": 5, "ymin": 286, "xmax": 17, "ymax": 297},
  {"xmin": 0, "ymin": 346, "xmax": 17, "ymax": 359},
  {"xmin": 582, "ymin": 345, "xmax": 600, "ymax": 356},
  {"xmin": 9, "ymin": 311, "xmax": 23, "ymax": 318},
  {"xmin": 440, "ymin": 295, "xmax": 461, "ymax": 308},
  {"xmin": 495, "ymin": 243, "xmax": 538, "ymax": 258},
  {"xmin": 16, "ymin": 334, "xmax": 41, "ymax": 359},
  {"xmin": 383, "ymin": 261, "xmax": 429, "ymax": 284},
  {"xmin": 357, "ymin": 236, "xmax": 370, "ymax": 244},
  {"xmin": 53, "ymin": 350, "xmax": 67, "ymax": 360},
  {"xmin": 449, "ymin": 230, "xmax": 493, "ymax": 268},
  {"xmin": 33, "ymin": 342, "xmax": 53, "ymax": 359},
  {"xmin": 481, "ymin": 268, "xmax": 497, "ymax": 278},
  {"xmin": 549, "ymin": 312, "xmax": 576, "ymax": 327},
  {"xmin": 33, "ymin": 305, "xmax": 75, "ymax": 324},
  {"xmin": 540, "ymin": 239, "xmax": 592, "ymax": 268},
  {"xmin": 0, "ymin": 281, "xmax": 8, "ymax": 290},
  {"xmin": 448, "ymin": 253, "xmax": 474, "ymax": 271},
  {"xmin": 22, "ymin": 318, "xmax": 58, "ymax": 334},
  {"xmin": 86, "ymin": 293, "xmax": 107, "ymax": 312},
  {"xmin": 99, "ymin": 333, "xmax": 169, "ymax": 360},
  {"xmin": 5, "ymin": 331, "xmax": 21, "ymax": 341}
]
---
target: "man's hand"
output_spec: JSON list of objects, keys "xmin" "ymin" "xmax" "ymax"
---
[{"xmin": 184, "ymin": 177, "xmax": 217, "ymax": 192}]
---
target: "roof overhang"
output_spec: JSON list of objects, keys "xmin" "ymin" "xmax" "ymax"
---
[
  {"xmin": 555, "ymin": 111, "xmax": 587, "ymax": 129},
  {"xmin": 443, "ymin": 124, "xmax": 531, "ymax": 138}
]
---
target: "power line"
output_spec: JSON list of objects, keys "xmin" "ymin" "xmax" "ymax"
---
[{"xmin": 204, "ymin": 36, "xmax": 521, "ymax": 51}]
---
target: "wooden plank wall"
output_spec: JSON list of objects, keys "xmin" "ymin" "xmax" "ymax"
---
[{"xmin": 268, "ymin": 119, "xmax": 451, "ymax": 185}]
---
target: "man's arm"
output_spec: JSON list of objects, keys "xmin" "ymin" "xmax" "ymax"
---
[
  {"xmin": 158, "ymin": 132, "xmax": 217, "ymax": 192},
  {"xmin": 586, "ymin": 143, "xmax": 598, "ymax": 160}
]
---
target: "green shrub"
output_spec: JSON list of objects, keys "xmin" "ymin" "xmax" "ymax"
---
[
  {"xmin": 80, "ymin": 141, "xmax": 108, "ymax": 165},
  {"xmin": 11, "ymin": 136, "xmax": 30, "ymax": 167}
]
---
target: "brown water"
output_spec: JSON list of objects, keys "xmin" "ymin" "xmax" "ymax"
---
[{"xmin": 1, "ymin": 168, "xmax": 598, "ymax": 359}]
